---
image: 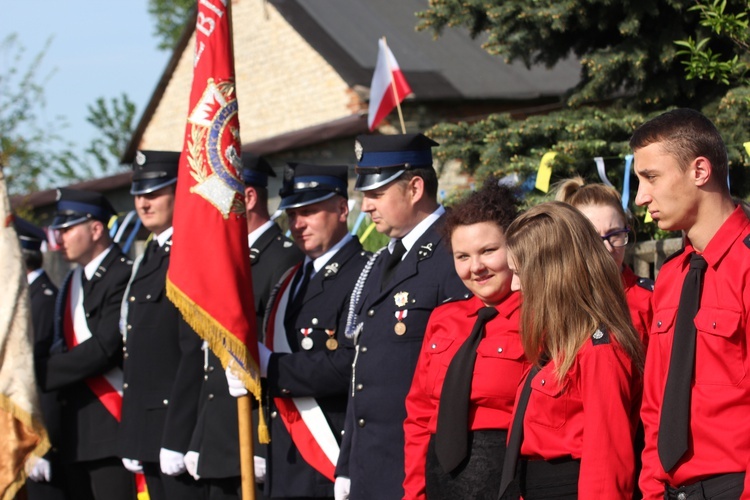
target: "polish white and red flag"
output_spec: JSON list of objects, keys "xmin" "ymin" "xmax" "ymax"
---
[{"xmin": 367, "ymin": 38, "xmax": 412, "ymax": 130}]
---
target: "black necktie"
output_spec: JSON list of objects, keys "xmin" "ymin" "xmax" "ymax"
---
[
  {"xmin": 498, "ymin": 365, "xmax": 540, "ymax": 498},
  {"xmin": 290, "ymin": 261, "xmax": 314, "ymax": 311},
  {"xmin": 381, "ymin": 240, "xmax": 406, "ymax": 291},
  {"xmin": 435, "ymin": 306, "xmax": 499, "ymax": 473},
  {"xmin": 657, "ymin": 252, "xmax": 708, "ymax": 472}
]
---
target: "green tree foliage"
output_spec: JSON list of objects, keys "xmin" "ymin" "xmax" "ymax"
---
[
  {"xmin": 148, "ymin": 0, "xmax": 195, "ymax": 51},
  {"xmin": 0, "ymin": 35, "xmax": 76, "ymax": 194},
  {"xmin": 417, "ymin": 0, "xmax": 750, "ymax": 236},
  {"xmin": 675, "ymin": 0, "xmax": 749, "ymax": 85},
  {"xmin": 85, "ymin": 94, "xmax": 137, "ymax": 174}
]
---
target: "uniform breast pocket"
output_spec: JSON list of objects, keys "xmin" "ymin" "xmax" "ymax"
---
[
  {"xmin": 694, "ymin": 307, "xmax": 745, "ymax": 386},
  {"xmin": 422, "ymin": 334, "xmax": 456, "ymax": 396},
  {"xmin": 650, "ymin": 308, "xmax": 677, "ymax": 377},
  {"xmin": 527, "ymin": 375, "xmax": 567, "ymax": 430},
  {"xmin": 474, "ymin": 338, "xmax": 527, "ymax": 401},
  {"xmin": 135, "ymin": 287, "xmax": 164, "ymax": 304},
  {"xmin": 393, "ymin": 286, "xmax": 439, "ymax": 343}
]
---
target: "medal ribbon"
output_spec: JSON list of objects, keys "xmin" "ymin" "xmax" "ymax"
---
[{"xmin": 394, "ymin": 310, "xmax": 408, "ymax": 322}]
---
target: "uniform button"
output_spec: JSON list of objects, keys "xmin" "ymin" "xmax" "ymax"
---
[
  {"xmin": 712, "ymin": 322, "xmax": 716, "ymax": 329},
  {"xmin": 281, "ymin": 388, "xmax": 291, "ymax": 395},
  {"xmin": 431, "ymin": 344, "xmax": 437, "ymax": 349},
  {"xmin": 657, "ymin": 320, "xmax": 662, "ymax": 327},
  {"xmin": 123, "ymin": 345, "xmax": 127, "ymax": 352},
  {"xmin": 129, "ymin": 296, "xmax": 135, "ymax": 302},
  {"xmin": 271, "ymin": 411, "xmax": 278, "ymax": 418},
  {"xmin": 146, "ymin": 294, "xmax": 152, "ymax": 300},
  {"xmin": 540, "ymin": 380, "xmax": 545, "ymax": 386},
  {"xmin": 204, "ymin": 375, "xmax": 208, "ymax": 381},
  {"xmin": 207, "ymin": 394, "xmax": 214, "ymax": 400},
  {"xmin": 127, "ymin": 324, "xmax": 132, "ymax": 330},
  {"xmin": 357, "ymin": 419, "xmax": 365, "ymax": 428},
  {"xmin": 123, "ymin": 353, "xmax": 129, "ymax": 359},
  {"xmin": 356, "ymin": 384, "xmax": 363, "ymax": 391},
  {"xmin": 367, "ymin": 309, "xmax": 375, "ymax": 317},
  {"xmin": 85, "ymin": 313, "xmax": 90, "ymax": 318},
  {"xmin": 312, "ymin": 318, "xmax": 319, "ymax": 325},
  {"xmin": 208, "ymin": 365, "xmax": 215, "ymax": 372},
  {"xmin": 677, "ymin": 493, "xmax": 686, "ymax": 500},
  {"xmin": 360, "ymin": 346, "xmax": 368, "ymax": 353},
  {"xmin": 497, "ymin": 347, "xmax": 503, "ymax": 353},
  {"xmin": 163, "ymin": 399, "xmax": 169, "ymax": 405},
  {"xmin": 123, "ymin": 383, "xmax": 129, "ymax": 389}
]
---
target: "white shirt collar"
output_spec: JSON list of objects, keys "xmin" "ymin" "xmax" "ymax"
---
[
  {"xmin": 155, "ymin": 227, "xmax": 174, "ymax": 247},
  {"xmin": 27, "ymin": 268, "xmax": 44, "ymax": 285},
  {"xmin": 389, "ymin": 205, "xmax": 445, "ymax": 257},
  {"xmin": 247, "ymin": 220, "xmax": 275, "ymax": 248},
  {"xmin": 306, "ymin": 233, "xmax": 354, "ymax": 275},
  {"xmin": 84, "ymin": 245, "xmax": 114, "ymax": 280}
]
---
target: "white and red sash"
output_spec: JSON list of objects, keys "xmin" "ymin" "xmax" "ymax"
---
[
  {"xmin": 63, "ymin": 268, "xmax": 124, "ymax": 421},
  {"xmin": 265, "ymin": 265, "xmax": 339, "ymax": 482}
]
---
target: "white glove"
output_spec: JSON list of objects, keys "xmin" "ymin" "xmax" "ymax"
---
[
  {"xmin": 184, "ymin": 451, "xmax": 200, "ymax": 480},
  {"xmin": 27, "ymin": 457, "xmax": 51, "ymax": 482},
  {"xmin": 334, "ymin": 476, "xmax": 351, "ymax": 500},
  {"xmin": 159, "ymin": 448, "xmax": 186, "ymax": 476},
  {"xmin": 257, "ymin": 341, "xmax": 272, "ymax": 377},
  {"xmin": 121, "ymin": 458, "xmax": 143, "ymax": 473},
  {"xmin": 254, "ymin": 456, "xmax": 266, "ymax": 483},
  {"xmin": 226, "ymin": 364, "xmax": 248, "ymax": 397}
]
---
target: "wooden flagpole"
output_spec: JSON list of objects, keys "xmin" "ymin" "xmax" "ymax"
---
[
  {"xmin": 382, "ymin": 37, "xmax": 407, "ymax": 134},
  {"xmin": 226, "ymin": 2, "xmax": 256, "ymax": 499}
]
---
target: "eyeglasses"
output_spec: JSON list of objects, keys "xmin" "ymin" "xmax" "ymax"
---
[{"xmin": 601, "ymin": 228, "xmax": 630, "ymax": 248}]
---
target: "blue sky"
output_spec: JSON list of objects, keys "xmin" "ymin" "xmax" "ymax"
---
[{"xmin": 1, "ymin": 0, "xmax": 172, "ymax": 158}]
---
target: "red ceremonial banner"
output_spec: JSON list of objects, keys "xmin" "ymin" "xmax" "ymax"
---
[{"xmin": 166, "ymin": 0, "xmax": 262, "ymax": 412}]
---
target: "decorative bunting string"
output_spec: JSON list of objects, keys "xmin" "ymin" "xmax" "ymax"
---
[
  {"xmin": 622, "ymin": 154, "xmax": 633, "ymax": 211},
  {"xmin": 594, "ymin": 157, "xmax": 614, "ymax": 187},
  {"xmin": 534, "ymin": 152, "xmax": 557, "ymax": 193}
]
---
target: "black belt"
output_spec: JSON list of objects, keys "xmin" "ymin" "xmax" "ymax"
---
[{"xmin": 665, "ymin": 473, "xmax": 745, "ymax": 500}]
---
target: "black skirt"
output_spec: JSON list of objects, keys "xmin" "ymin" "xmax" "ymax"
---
[
  {"xmin": 520, "ymin": 457, "xmax": 580, "ymax": 500},
  {"xmin": 425, "ymin": 430, "xmax": 520, "ymax": 500}
]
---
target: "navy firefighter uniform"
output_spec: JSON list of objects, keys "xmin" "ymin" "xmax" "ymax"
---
[
  {"xmin": 336, "ymin": 134, "xmax": 467, "ymax": 500},
  {"xmin": 260, "ymin": 163, "xmax": 369, "ymax": 498},
  {"xmin": 118, "ymin": 150, "xmax": 204, "ymax": 500},
  {"xmin": 188, "ymin": 154, "xmax": 302, "ymax": 500}
]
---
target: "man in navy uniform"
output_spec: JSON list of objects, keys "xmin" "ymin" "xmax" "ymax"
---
[
  {"xmin": 37, "ymin": 188, "xmax": 135, "ymax": 500},
  {"xmin": 15, "ymin": 217, "xmax": 69, "ymax": 500},
  {"xmin": 185, "ymin": 153, "xmax": 302, "ymax": 500},
  {"xmin": 118, "ymin": 150, "xmax": 204, "ymax": 500},
  {"xmin": 334, "ymin": 134, "xmax": 467, "ymax": 500},
  {"xmin": 227, "ymin": 163, "xmax": 369, "ymax": 499}
]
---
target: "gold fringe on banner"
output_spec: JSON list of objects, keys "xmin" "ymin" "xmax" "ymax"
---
[{"xmin": 165, "ymin": 278, "xmax": 268, "ymax": 443}]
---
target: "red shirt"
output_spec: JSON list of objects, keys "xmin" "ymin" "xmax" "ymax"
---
[
  {"xmin": 516, "ymin": 333, "xmax": 640, "ymax": 498},
  {"xmin": 623, "ymin": 265, "xmax": 653, "ymax": 349},
  {"xmin": 640, "ymin": 206, "xmax": 750, "ymax": 499},
  {"xmin": 402, "ymin": 293, "xmax": 527, "ymax": 500}
]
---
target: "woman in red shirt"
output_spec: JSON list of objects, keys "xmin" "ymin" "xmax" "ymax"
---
[
  {"xmin": 555, "ymin": 177, "xmax": 653, "ymax": 347},
  {"xmin": 403, "ymin": 180, "xmax": 528, "ymax": 500},
  {"xmin": 500, "ymin": 201, "xmax": 644, "ymax": 499}
]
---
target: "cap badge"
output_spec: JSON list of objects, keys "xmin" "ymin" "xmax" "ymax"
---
[
  {"xmin": 135, "ymin": 151, "xmax": 146, "ymax": 166},
  {"xmin": 394, "ymin": 291, "xmax": 409, "ymax": 308},
  {"xmin": 354, "ymin": 140, "xmax": 363, "ymax": 161}
]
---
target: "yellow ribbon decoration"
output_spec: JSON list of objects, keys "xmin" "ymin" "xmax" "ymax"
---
[
  {"xmin": 359, "ymin": 222, "xmax": 377, "ymax": 243},
  {"xmin": 535, "ymin": 152, "xmax": 557, "ymax": 193},
  {"xmin": 743, "ymin": 141, "xmax": 750, "ymax": 158}
]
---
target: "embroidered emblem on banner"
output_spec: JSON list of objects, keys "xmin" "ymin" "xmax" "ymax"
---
[{"xmin": 186, "ymin": 78, "xmax": 245, "ymax": 218}]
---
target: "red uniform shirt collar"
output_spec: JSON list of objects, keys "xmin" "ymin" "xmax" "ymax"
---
[
  {"xmin": 683, "ymin": 205, "xmax": 750, "ymax": 269},
  {"xmin": 466, "ymin": 291, "xmax": 522, "ymax": 320}
]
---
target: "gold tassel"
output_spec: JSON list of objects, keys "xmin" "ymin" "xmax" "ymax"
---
[{"xmin": 257, "ymin": 398, "xmax": 271, "ymax": 444}]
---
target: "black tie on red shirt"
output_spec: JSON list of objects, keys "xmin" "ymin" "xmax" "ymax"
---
[
  {"xmin": 497, "ymin": 365, "xmax": 539, "ymax": 498},
  {"xmin": 657, "ymin": 252, "xmax": 707, "ymax": 472},
  {"xmin": 434, "ymin": 306, "xmax": 499, "ymax": 473}
]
